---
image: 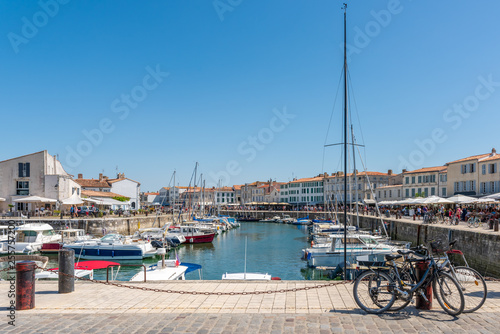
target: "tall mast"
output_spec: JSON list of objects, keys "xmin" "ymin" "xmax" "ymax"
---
[
  {"xmin": 342, "ymin": 2, "xmax": 348, "ymax": 276},
  {"xmin": 351, "ymin": 125, "xmax": 359, "ymax": 228}
]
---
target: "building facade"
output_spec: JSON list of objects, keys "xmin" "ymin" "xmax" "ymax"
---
[
  {"xmin": 446, "ymin": 148, "xmax": 500, "ymax": 197},
  {"xmin": 0, "ymin": 151, "xmax": 80, "ymax": 213},
  {"xmin": 280, "ymin": 176, "xmax": 324, "ymax": 206},
  {"xmin": 401, "ymin": 166, "xmax": 447, "ymax": 198}
]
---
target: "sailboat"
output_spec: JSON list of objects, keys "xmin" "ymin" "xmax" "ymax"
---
[
  {"xmin": 221, "ymin": 237, "xmax": 278, "ymax": 280},
  {"xmin": 303, "ymin": 3, "xmax": 405, "ymax": 270}
]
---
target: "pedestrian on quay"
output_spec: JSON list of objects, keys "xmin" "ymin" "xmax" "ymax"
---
[{"xmin": 70, "ymin": 205, "xmax": 75, "ymax": 218}]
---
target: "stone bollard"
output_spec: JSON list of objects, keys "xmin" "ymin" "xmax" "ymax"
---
[
  {"xmin": 16, "ymin": 261, "xmax": 36, "ymax": 310},
  {"xmin": 494, "ymin": 220, "xmax": 499, "ymax": 232},
  {"xmin": 58, "ymin": 249, "xmax": 75, "ymax": 293},
  {"xmin": 416, "ymin": 261, "xmax": 432, "ymax": 310}
]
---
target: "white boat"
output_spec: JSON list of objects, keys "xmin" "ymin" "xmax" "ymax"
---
[
  {"xmin": 130, "ymin": 259, "xmax": 188, "ymax": 281},
  {"xmin": 41, "ymin": 229, "xmax": 93, "ymax": 253},
  {"xmin": 64, "ymin": 234, "xmax": 157, "ymax": 260},
  {"xmin": 168, "ymin": 225, "xmax": 215, "ymax": 244},
  {"xmin": 222, "ymin": 272, "xmax": 272, "ymax": 280},
  {"xmin": 35, "ymin": 260, "xmax": 119, "ymax": 280},
  {"xmin": 1, "ymin": 223, "xmax": 61, "ymax": 254},
  {"xmin": 304, "ymin": 234, "xmax": 405, "ymax": 268},
  {"xmin": 259, "ymin": 215, "xmax": 281, "ymax": 223}
]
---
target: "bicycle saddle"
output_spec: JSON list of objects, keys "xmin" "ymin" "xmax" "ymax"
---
[{"xmin": 385, "ymin": 254, "xmax": 403, "ymax": 261}]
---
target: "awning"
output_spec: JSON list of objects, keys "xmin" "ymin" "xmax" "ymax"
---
[
  {"xmin": 0, "ymin": 197, "xmax": 5, "ymax": 202},
  {"xmin": 61, "ymin": 193, "xmax": 84, "ymax": 205},
  {"xmin": 13, "ymin": 195, "xmax": 57, "ymax": 203},
  {"xmin": 93, "ymin": 197, "xmax": 130, "ymax": 206},
  {"xmin": 446, "ymin": 194, "xmax": 476, "ymax": 204},
  {"xmin": 363, "ymin": 199, "xmax": 376, "ymax": 204}
]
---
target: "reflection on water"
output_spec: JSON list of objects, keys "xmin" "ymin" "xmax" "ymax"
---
[{"xmin": 1, "ymin": 222, "xmax": 330, "ymax": 281}]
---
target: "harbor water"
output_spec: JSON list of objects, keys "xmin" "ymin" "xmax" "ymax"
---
[{"xmin": 12, "ymin": 222, "xmax": 329, "ymax": 281}]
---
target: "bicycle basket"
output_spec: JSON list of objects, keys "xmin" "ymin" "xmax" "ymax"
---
[{"xmin": 430, "ymin": 239, "xmax": 447, "ymax": 254}]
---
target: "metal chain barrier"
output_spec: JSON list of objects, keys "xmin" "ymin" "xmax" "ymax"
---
[{"xmin": 34, "ymin": 265, "xmax": 350, "ymax": 295}]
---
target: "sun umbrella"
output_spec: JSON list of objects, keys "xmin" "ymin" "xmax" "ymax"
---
[
  {"xmin": 61, "ymin": 193, "xmax": 84, "ymax": 205},
  {"xmin": 446, "ymin": 194, "xmax": 476, "ymax": 204},
  {"xmin": 0, "ymin": 197, "xmax": 5, "ymax": 202},
  {"xmin": 13, "ymin": 195, "xmax": 57, "ymax": 203},
  {"xmin": 421, "ymin": 196, "xmax": 453, "ymax": 204}
]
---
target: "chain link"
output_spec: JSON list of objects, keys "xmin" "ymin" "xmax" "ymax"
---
[
  {"xmin": 0, "ymin": 267, "xmax": 13, "ymax": 272},
  {"xmin": 34, "ymin": 265, "xmax": 349, "ymax": 295}
]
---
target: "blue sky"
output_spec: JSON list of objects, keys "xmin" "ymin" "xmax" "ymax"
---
[{"xmin": 1, "ymin": 0, "xmax": 499, "ymax": 191}]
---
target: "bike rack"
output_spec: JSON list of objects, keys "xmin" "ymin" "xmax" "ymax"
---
[{"xmin": 106, "ymin": 264, "xmax": 146, "ymax": 282}]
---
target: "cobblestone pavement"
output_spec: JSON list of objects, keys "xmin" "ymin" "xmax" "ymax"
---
[{"xmin": 2, "ymin": 280, "xmax": 500, "ymax": 333}]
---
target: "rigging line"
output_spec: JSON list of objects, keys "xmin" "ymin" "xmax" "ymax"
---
[
  {"xmin": 321, "ymin": 68, "xmax": 345, "ymax": 173},
  {"xmin": 346, "ymin": 69, "xmax": 367, "ymax": 164},
  {"xmin": 354, "ymin": 142, "xmax": 388, "ymax": 238}
]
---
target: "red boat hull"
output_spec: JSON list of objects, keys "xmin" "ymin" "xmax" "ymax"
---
[
  {"xmin": 41, "ymin": 242, "xmax": 63, "ymax": 253},
  {"xmin": 184, "ymin": 233, "xmax": 215, "ymax": 244}
]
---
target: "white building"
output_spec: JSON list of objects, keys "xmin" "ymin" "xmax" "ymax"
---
[
  {"xmin": 215, "ymin": 187, "xmax": 235, "ymax": 204},
  {"xmin": 280, "ymin": 176, "xmax": 324, "ymax": 206},
  {"xmin": 0, "ymin": 150, "xmax": 81, "ymax": 213},
  {"xmin": 75, "ymin": 173, "xmax": 141, "ymax": 210}
]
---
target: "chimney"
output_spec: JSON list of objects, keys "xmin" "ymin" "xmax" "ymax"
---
[
  {"xmin": 388, "ymin": 169, "xmax": 393, "ymax": 175},
  {"xmin": 402, "ymin": 169, "xmax": 407, "ymax": 173},
  {"xmin": 78, "ymin": 174, "xmax": 83, "ymax": 179},
  {"xmin": 492, "ymin": 148, "xmax": 497, "ymax": 155},
  {"xmin": 99, "ymin": 173, "xmax": 103, "ymax": 181}
]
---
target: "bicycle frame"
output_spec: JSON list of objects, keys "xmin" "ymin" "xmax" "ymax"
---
[{"xmin": 389, "ymin": 253, "xmax": 441, "ymax": 297}]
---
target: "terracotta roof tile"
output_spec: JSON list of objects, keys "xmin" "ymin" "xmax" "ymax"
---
[
  {"xmin": 480, "ymin": 154, "xmax": 500, "ymax": 162},
  {"xmin": 74, "ymin": 179, "xmax": 111, "ymax": 188},
  {"xmin": 82, "ymin": 190, "xmax": 128, "ymax": 198},
  {"xmin": 403, "ymin": 166, "xmax": 447, "ymax": 174},
  {"xmin": 446, "ymin": 153, "xmax": 490, "ymax": 165}
]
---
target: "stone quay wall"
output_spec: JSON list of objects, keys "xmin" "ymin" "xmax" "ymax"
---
[
  {"xmin": 221, "ymin": 210, "xmax": 500, "ymax": 278},
  {"xmin": 1, "ymin": 213, "xmax": 188, "ymax": 237}
]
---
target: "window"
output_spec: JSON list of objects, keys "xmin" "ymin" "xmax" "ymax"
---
[
  {"xmin": 18, "ymin": 163, "xmax": 30, "ymax": 177},
  {"xmin": 384, "ymin": 191, "xmax": 386, "ymax": 198},
  {"xmin": 490, "ymin": 163, "xmax": 497, "ymax": 174},
  {"xmin": 431, "ymin": 187, "xmax": 435, "ymax": 195},
  {"xmin": 398, "ymin": 189, "xmax": 401, "ymax": 197},
  {"xmin": 491, "ymin": 182, "xmax": 496, "ymax": 193},
  {"xmin": 470, "ymin": 163, "xmax": 475, "ymax": 173},
  {"xmin": 462, "ymin": 181, "xmax": 467, "ymax": 191},
  {"xmin": 461, "ymin": 164, "xmax": 466, "ymax": 174},
  {"xmin": 418, "ymin": 176, "xmax": 422, "ymax": 183},
  {"xmin": 411, "ymin": 176, "xmax": 415, "ymax": 184},
  {"xmin": 455, "ymin": 182, "xmax": 459, "ymax": 192},
  {"xmin": 442, "ymin": 188, "xmax": 447, "ymax": 197},
  {"xmin": 405, "ymin": 189, "xmax": 409, "ymax": 197},
  {"xmin": 424, "ymin": 188, "xmax": 428, "ymax": 196},
  {"xmin": 411, "ymin": 189, "xmax": 416, "ymax": 197},
  {"xmin": 482, "ymin": 165, "xmax": 486, "ymax": 175},
  {"xmin": 481, "ymin": 182, "xmax": 486, "ymax": 194},
  {"xmin": 405, "ymin": 177, "xmax": 409, "ymax": 184},
  {"xmin": 418, "ymin": 188, "xmax": 422, "ymax": 195},
  {"xmin": 16, "ymin": 181, "xmax": 29, "ymax": 195}
]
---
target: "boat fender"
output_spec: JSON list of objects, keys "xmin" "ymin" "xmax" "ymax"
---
[
  {"xmin": 271, "ymin": 277, "xmax": 281, "ymax": 280},
  {"xmin": 311, "ymin": 241, "xmax": 314, "ymax": 246},
  {"xmin": 112, "ymin": 250, "xmax": 114, "ymax": 258}
]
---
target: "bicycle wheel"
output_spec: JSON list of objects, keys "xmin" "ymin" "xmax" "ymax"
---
[
  {"xmin": 353, "ymin": 270, "xmax": 395, "ymax": 314},
  {"xmin": 474, "ymin": 219, "xmax": 480, "ymax": 228},
  {"xmin": 433, "ymin": 271, "xmax": 465, "ymax": 316},
  {"xmin": 388, "ymin": 268, "xmax": 413, "ymax": 311},
  {"xmin": 467, "ymin": 219, "xmax": 473, "ymax": 228},
  {"xmin": 452, "ymin": 266, "xmax": 487, "ymax": 313}
]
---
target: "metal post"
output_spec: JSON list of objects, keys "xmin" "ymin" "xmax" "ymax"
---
[
  {"xmin": 58, "ymin": 249, "xmax": 75, "ymax": 293},
  {"xmin": 415, "ymin": 261, "xmax": 432, "ymax": 309},
  {"xmin": 16, "ymin": 261, "xmax": 36, "ymax": 310}
]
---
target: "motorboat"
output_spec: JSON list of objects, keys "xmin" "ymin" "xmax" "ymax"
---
[
  {"xmin": 168, "ymin": 225, "xmax": 215, "ymax": 244},
  {"xmin": 1, "ymin": 223, "xmax": 61, "ymax": 254},
  {"xmin": 278, "ymin": 215, "xmax": 296, "ymax": 224},
  {"xmin": 41, "ymin": 229, "xmax": 92, "ymax": 253},
  {"xmin": 63, "ymin": 234, "xmax": 157, "ymax": 260},
  {"xmin": 292, "ymin": 216, "xmax": 312, "ymax": 225},
  {"xmin": 303, "ymin": 233, "xmax": 407, "ymax": 268},
  {"xmin": 222, "ymin": 272, "xmax": 272, "ymax": 280},
  {"xmin": 259, "ymin": 215, "xmax": 281, "ymax": 223},
  {"xmin": 130, "ymin": 259, "xmax": 188, "ymax": 281},
  {"xmin": 35, "ymin": 260, "xmax": 119, "ymax": 280}
]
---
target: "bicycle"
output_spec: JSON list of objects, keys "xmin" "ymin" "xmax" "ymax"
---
[
  {"xmin": 432, "ymin": 240, "xmax": 487, "ymax": 313},
  {"xmin": 467, "ymin": 215, "xmax": 480, "ymax": 228},
  {"xmin": 423, "ymin": 212, "xmax": 438, "ymax": 224},
  {"xmin": 353, "ymin": 245, "xmax": 465, "ymax": 315}
]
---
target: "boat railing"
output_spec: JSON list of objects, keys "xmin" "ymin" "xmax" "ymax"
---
[{"xmin": 106, "ymin": 264, "xmax": 146, "ymax": 282}]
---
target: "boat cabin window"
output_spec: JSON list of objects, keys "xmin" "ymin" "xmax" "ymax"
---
[
  {"xmin": 340, "ymin": 238, "xmax": 364, "ymax": 245},
  {"xmin": 360, "ymin": 237, "xmax": 379, "ymax": 245},
  {"xmin": 42, "ymin": 230, "xmax": 55, "ymax": 236}
]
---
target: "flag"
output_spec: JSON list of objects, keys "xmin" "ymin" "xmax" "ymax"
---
[{"xmin": 175, "ymin": 250, "xmax": 180, "ymax": 267}]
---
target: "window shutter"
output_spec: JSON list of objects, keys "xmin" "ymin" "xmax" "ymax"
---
[
  {"xmin": 18, "ymin": 163, "xmax": 23, "ymax": 177},
  {"xmin": 25, "ymin": 163, "xmax": 30, "ymax": 177}
]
